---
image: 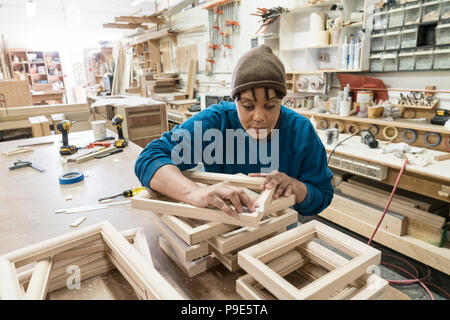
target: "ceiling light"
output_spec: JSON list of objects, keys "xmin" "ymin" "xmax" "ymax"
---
[
  {"xmin": 130, "ymin": 0, "xmax": 145, "ymax": 6},
  {"xmin": 26, "ymin": 0, "xmax": 36, "ymax": 18}
]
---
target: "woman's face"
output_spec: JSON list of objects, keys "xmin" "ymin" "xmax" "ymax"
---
[{"xmin": 236, "ymin": 88, "xmax": 282, "ymax": 139}]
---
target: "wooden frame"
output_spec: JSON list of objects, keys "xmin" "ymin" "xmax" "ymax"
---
[
  {"xmin": 0, "ymin": 221, "xmax": 183, "ymax": 300},
  {"xmin": 207, "ymin": 208, "xmax": 298, "ymax": 254},
  {"xmin": 237, "ymin": 220, "xmax": 382, "ymax": 300},
  {"xmin": 132, "ymin": 188, "xmax": 294, "ymax": 228}
]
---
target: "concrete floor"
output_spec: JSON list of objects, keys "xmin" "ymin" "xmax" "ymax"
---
[{"xmin": 301, "ymin": 215, "xmax": 450, "ymax": 300}]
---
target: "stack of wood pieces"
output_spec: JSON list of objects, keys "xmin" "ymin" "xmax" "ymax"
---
[
  {"xmin": 335, "ymin": 175, "xmax": 447, "ymax": 247},
  {"xmin": 145, "ymin": 77, "xmax": 180, "ymax": 95},
  {"xmin": 236, "ymin": 220, "xmax": 389, "ymax": 300},
  {"xmin": 28, "ymin": 116, "xmax": 51, "ymax": 137},
  {"xmin": 0, "ymin": 221, "xmax": 183, "ymax": 300},
  {"xmin": 131, "ymin": 171, "xmax": 297, "ymax": 277}
]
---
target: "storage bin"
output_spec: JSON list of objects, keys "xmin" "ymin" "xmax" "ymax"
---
[
  {"xmin": 373, "ymin": 9, "xmax": 389, "ymax": 29},
  {"xmin": 385, "ymin": 28, "xmax": 401, "ymax": 50},
  {"xmin": 382, "ymin": 53, "xmax": 398, "ymax": 71},
  {"xmin": 433, "ymin": 47, "xmax": 450, "ymax": 69},
  {"xmin": 398, "ymin": 50, "xmax": 416, "ymax": 70},
  {"xmin": 441, "ymin": 0, "xmax": 450, "ymax": 19},
  {"xmin": 404, "ymin": 2, "xmax": 421, "ymax": 25},
  {"xmin": 421, "ymin": 0, "xmax": 441, "ymax": 22},
  {"xmin": 400, "ymin": 26, "xmax": 418, "ymax": 48},
  {"xmin": 371, "ymin": 31, "xmax": 385, "ymax": 51},
  {"xmin": 436, "ymin": 23, "xmax": 450, "ymax": 44},
  {"xmin": 370, "ymin": 53, "xmax": 383, "ymax": 72},
  {"xmin": 389, "ymin": 6, "xmax": 405, "ymax": 28},
  {"xmin": 415, "ymin": 48, "xmax": 434, "ymax": 69}
]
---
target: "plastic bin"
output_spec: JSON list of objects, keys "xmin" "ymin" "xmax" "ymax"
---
[
  {"xmin": 389, "ymin": 6, "xmax": 405, "ymax": 28},
  {"xmin": 404, "ymin": 2, "xmax": 422, "ymax": 25},
  {"xmin": 441, "ymin": 0, "xmax": 450, "ymax": 19},
  {"xmin": 400, "ymin": 26, "xmax": 418, "ymax": 48},
  {"xmin": 370, "ymin": 53, "xmax": 383, "ymax": 72},
  {"xmin": 398, "ymin": 50, "xmax": 416, "ymax": 70},
  {"xmin": 433, "ymin": 47, "xmax": 450, "ymax": 69},
  {"xmin": 373, "ymin": 9, "xmax": 389, "ymax": 30},
  {"xmin": 371, "ymin": 31, "xmax": 385, "ymax": 51},
  {"xmin": 436, "ymin": 23, "xmax": 450, "ymax": 44},
  {"xmin": 382, "ymin": 53, "xmax": 398, "ymax": 71},
  {"xmin": 421, "ymin": 0, "xmax": 441, "ymax": 22},
  {"xmin": 385, "ymin": 29, "xmax": 401, "ymax": 50},
  {"xmin": 415, "ymin": 48, "xmax": 434, "ymax": 69}
]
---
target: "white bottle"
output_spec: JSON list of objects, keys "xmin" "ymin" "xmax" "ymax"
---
[
  {"xmin": 353, "ymin": 41, "xmax": 361, "ymax": 70},
  {"xmin": 340, "ymin": 36, "xmax": 349, "ymax": 70},
  {"xmin": 349, "ymin": 37, "xmax": 355, "ymax": 72}
]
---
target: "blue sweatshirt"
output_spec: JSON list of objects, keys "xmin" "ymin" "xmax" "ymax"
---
[{"xmin": 134, "ymin": 101, "xmax": 334, "ymax": 216}]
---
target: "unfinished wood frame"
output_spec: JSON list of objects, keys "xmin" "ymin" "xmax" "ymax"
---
[
  {"xmin": 159, "ymin": 237, "xmax": 219, "ymax": 278},
  {"xmin": 0, "ymin": 221, "xmax": 183, "ymax": 300},
  {"xmin": 208, "ymin": 208, "xmax": 298, "ymax": 254},
  {"xmin": 132, "ymin": 186, "xmax": 294, "ymax": 228},
  {"xmin": 182, "ymin": 170, "xmax": 266, "ymax": 191},
  {"xmin": 237, "ymin": 220, "xmax": 382, "ymax": 300}
]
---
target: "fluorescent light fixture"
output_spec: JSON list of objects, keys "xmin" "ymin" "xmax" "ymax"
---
[
  {"xmin": 26, "ymin": 0, "xmax": 36, "ymax": 18},
  {"xmin": 130, "ymin": 0, "xmax": 145, "ymax": 6}
]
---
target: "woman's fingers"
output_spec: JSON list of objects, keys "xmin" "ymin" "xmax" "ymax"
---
[
  {"xmin": 228, "ymin": 193, "xmax": 243, "ymax": 213},
  {"xmin": 237, "ymin": 189, "xmax": 257, "ymax": 212},
  {"xmin": 273, "ymin": 182, "xmax": 288, "ymax": 199},
  {"xmin": 284, "ymin": 184, "xmax": 293, "ymax": 197},
  {"xmin": 212, "ymin": 195, "xmax": 236, "ymax": 217}
]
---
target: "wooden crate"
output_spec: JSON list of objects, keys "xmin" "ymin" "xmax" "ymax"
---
[{"xmin": 116, "ymin": 102, "xmax": 168, "ymax": 148}]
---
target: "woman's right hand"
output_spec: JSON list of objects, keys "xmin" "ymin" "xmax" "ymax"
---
[{"xmin": 188, "ymin": 182, "xmax": 258, "ymax": 217}]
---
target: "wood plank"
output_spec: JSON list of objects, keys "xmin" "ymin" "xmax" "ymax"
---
[
  {"xmin": 103, "ymin": 23, "xmax": 148, "ymax": 30},
  {"xmin": 0, "ymin": 80, "xmax": 32, "ymax": 107},
  {"xmin": 28, "ymin": 116, "xmax": 43, "ymax": 137},
  {"xmin": 339, "ymin": 182, "xmax": 445, "ymax": 229},
  {"xmin": 185, "ymin": 60, "xmax": 197, "ymax": 99},
  {"xmin": 115, "ymin": 16, "xmax": 165, "ymax": 25},
  {"xmin": 24, "ymin": 258, "xmax": 52, "ymax": 299},
  {"xmin": 319, "ymin": 204, "xmax": 450, "ymax": 275},
  {"xmin": 182, "ymin": 170, "xmax": 266, "ymax": 190}
]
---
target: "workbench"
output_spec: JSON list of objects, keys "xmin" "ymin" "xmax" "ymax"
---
[{"xmin": 0, "ymin": 130, "xmax": 410, "ymax": 300}]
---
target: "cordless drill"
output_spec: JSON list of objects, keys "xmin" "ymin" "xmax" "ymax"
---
[
  {"xmin": 111, "ymin": 115, "xmax": 127, "ymax": 148},
  {"xmin": 57, "ymin": 120, "xmax": 78, "ymax": 155}
]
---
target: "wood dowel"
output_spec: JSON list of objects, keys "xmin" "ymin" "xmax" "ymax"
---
[{"xmin": 24, "ymin": 258, "xmax": 52, "ymax": 300}]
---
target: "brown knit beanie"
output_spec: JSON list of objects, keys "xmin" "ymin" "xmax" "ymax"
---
[{"xmin": 231, "ymin": 44, "xmax": 287, "ymax": 100}]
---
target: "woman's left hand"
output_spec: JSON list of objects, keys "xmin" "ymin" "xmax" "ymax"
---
[{"xmin": 249, "ymin": 170, "xmax": 296, "ymax": 200}]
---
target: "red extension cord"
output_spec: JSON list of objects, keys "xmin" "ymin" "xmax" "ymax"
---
[{"xmin": 365, "ymin": 158, "xmax": 449, "ymax": 300}]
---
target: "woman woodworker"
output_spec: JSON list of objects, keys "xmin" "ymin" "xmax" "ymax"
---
[{"xmin": 135, "ymin": 45, "xmax": 334, "ymax": 217}]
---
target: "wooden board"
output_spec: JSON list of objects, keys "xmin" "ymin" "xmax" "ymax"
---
[
  {"xmin": 0, "ymin": 80, "xmax": 32, "ymax": 107},
  {"xmin": 319, "ymin": 200, "xmax": 450, "ymax": 275}
]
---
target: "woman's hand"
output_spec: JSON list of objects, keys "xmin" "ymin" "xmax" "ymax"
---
[
  {"xmin": 249, "ymin": 170, "xmax": 307, "ymax": 202},
  {"xmin": 188, "ymin": 182, "xmax": 258, "ymax": 217}
]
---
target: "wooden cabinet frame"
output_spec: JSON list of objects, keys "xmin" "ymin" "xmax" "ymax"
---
[
  {"xmin": 237, "ymin": 220, "xmax": 383, "ymax": 300},
  {"xmin": 0, "ymin": 221, "xmax": 183, "ymax": 300}
]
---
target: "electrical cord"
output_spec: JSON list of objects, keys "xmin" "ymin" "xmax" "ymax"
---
[{"xmin": 327, "ymin": 129, "xmax": 370, "ymax": 166}]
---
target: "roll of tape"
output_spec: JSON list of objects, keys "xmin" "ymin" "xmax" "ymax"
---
[
  {"xmin": 444, "ymin": 138, "xmax": 450, "ymax": 151},
  {"xmin": 296, "ymin": 78, "xmax": 309, "ymax": 91},
  {"xmin": 383, "ymin": 126, "xmax": 399, "ymax": 140},
  {"xmin": 310, "ymin": 12, "xmax": 325, "ymax": 31},
  {"xmin": 330, "ymin": 120, "xmax": 345, "ymax": 133},
  {"xmin": 310, "ymin": 78, "xmax": 325, "ymax": 90},
  {"xmin": 59, "ymin": 171, "xmax": 85, "ymax": 185},
  {"xmin": 318, "ymin": 119, "xmax": 329, "ymax": 130},
  {"xmin": 401, "ymin": 128, "xmax": 418, "ymax": 143},
  {"xmin": 346, "ymin": 123, "xmax": 359, "ymax": 134},
  {"xmin": 368, "ymin": 124, "xmax": 379, "ymax": 136},
  {"xmin": 424, "ymin": 132, "xmax": 442, "ymax": 147}
]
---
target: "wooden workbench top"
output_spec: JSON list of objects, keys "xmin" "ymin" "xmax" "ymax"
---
[{"xmin": 0, "ymin": 130, "xmax": 410, "ymax": 300}]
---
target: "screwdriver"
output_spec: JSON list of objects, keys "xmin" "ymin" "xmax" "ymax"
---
[{"xmin": 98, "ymin": 187, "xmax": 147, "ymax": 202}]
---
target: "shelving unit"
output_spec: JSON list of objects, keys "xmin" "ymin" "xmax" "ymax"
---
[
  {"xmin": 276, "ymin": 0, "xmax": 370, "ymax": 75},
  {"xmin": 8, "ymin": 49, "xmax": 66, "ymax": 91}
]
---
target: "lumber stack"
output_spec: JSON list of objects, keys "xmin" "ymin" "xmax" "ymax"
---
[
  {"xmin": 132, "ymin": 172, "xmax": 297, "ymax": 277},
  {"xmin": 144, "ymin": 78, "xmax": 181, "ymax": 95},
  {"xmin": 28, "ymin": 116, "xmax": 51, "ymax": 137}
]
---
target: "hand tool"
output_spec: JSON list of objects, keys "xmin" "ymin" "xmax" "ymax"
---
[
  {"xmin": 57, "ymin": 120, "xmax": 78, "ymax": 155},
  {"xmin": 95, "ymin": 148, "xmax": 124, "ymax": 159},
  {"xmin": 431, "ymin": 108, "xmax": 449, "ymax": 126},
  {"xmin": 9, "ymin": 159, "xmax": 45, "ymax": 172},
  {"xmin": 111, "ymin": 115, "xmax": 128, "ymax": 148},
  {"xmin": 81, "ymin": 141, "xmax": 112, "ymax": 149},
  {"xmin": 98, "ymin": 187, "xmax": 147, "ymax": 202}
]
